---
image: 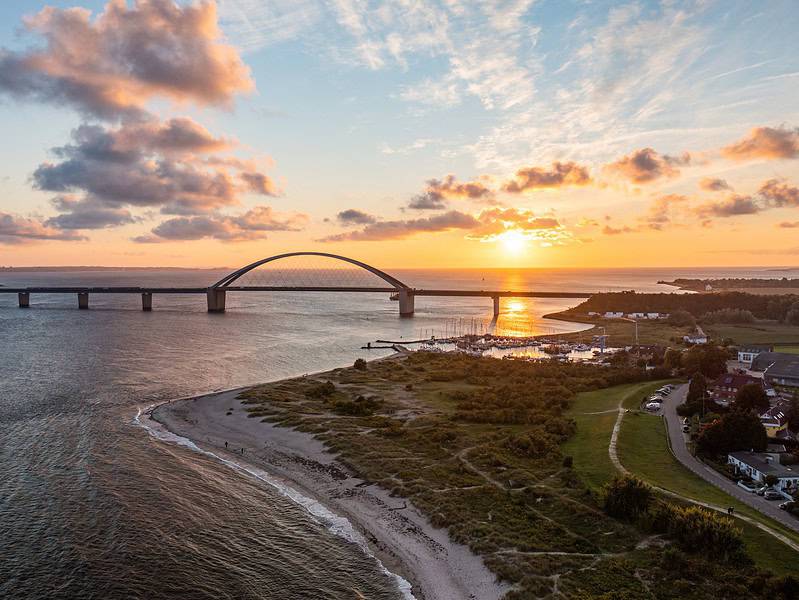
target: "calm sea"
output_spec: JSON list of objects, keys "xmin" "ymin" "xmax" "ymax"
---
[{"xmin": 1, "ymin": 265, "xmax": 795, "ymax": 598}]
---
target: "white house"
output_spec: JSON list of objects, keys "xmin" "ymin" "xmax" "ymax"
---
[
  {"xmin": 603, "ymin": 311, "xmax": 624, "ymax": 319},
  {"xmin": 627, "ymin": 312, "xmax": 646, "ymax": 319},
  {"xmin": 738, "ymin": 346, "xmax": 773, "ymax": 366},
  {"xmin": 728, "ymin": 451, "xmax": 799, "ymax": 492},
  {"xmin": 646, "ymin": 312, "xmax": 662, "ymax": 319}
]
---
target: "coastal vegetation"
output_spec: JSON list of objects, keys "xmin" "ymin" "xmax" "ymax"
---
[{"xmin": 239, "ymin": 353, "xmax": 799, "ymax": 598}]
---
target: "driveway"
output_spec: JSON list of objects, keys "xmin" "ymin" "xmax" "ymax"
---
[{"xmin": 661, "ymin": 383, "xmax": 799, "ymax": 533}]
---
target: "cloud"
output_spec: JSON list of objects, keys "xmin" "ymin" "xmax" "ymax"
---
[
  {"xmin": 605, "ymin": 148, "xmax": 690, "ymax": 184},
  {"xmin": 502, "ymin": 162, "xmax": 591, "ymax": 193},
  {"xmin": 699, "ymin": 177, "xmax": 730, "ymax": 191},
  {"xmin": 134, "ymin": 206, "xmax": 308, "ymax": 243},
  {"xmin": 319, "ymin": 210, "xmax": 480, "ymax": 241},
  {"xmin": 779, "ymin": 221, "xmax": 799, "ymax": 228},
  {"xmin": 602, "ymin": 225, "xmax": 635, "ymax": 235},
  {"xmin": 759, "ymin": 179, "xmax": 799, "ymax": 207},
  {"xmin": 0, "ymin": 0, "xmax": 254, "ymax": 119},
  {"xmin": 694, "ymin": 194, "xmax": 761, "ymax": 218},
  {"xmin": 31, "ymin": 120, "xmax": 276, "ymax": 228},
  {"xmin": 642, "ymin": 193, "xmax": 689, "ymax": 229},
  {"xmin": 336, "ymin": 209, "xmax": 377, "ymax": 225},
  {"xmin": 0, "ymin": 211, "xmax": 85, "ymax": 244},
  {"xmin": 408, "ymin": 175, "xmax": 494, "ymax": 209},
  {"xmin": 721, "ymin": 126, "xmax": 799, "ymax": 161}
]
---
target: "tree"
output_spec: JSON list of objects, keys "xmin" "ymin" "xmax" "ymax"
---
[
  {"xmin": 681, "ymin": 345, "xmax": 729, "ymax": 378},
  {"xmin": 664, "ymin": 348, "xmax": 682, "ymax": 370},
  {"xmin": 687, "ymin": 374, "xmax": 707, "ymax": 403},
  {"xmin": 668, "ymin": 309, "xmax": 696, "ymax": 327},
  {"xmin": 734, "ymin": 383, "xmax": 769, "ymax": 414},
  {"xmin": 602, "ymin": 475, "xmax": 652, "ymax": 521},
  {"xmin": 696, "ymin": 409, "xmax": 768, "ymax": 457}
]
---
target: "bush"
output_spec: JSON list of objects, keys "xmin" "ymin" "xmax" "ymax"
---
[
  {"xmin": 331, "ymin": 394, "xmax": 382, "ymax": 416},
  {"xmin": 305, "ymin": 380, "xmax": 336, "ymax": 398},
  {"xmin": 701, "ymin": 308, "xmax": 756, "ymax": 324},
  {"xmin": 652, "ymin": 503, "xmax": 748, "ymax": 564},
  {"xmin": 354, "ymin": 358, "xmax": 368, "ymax": 371},
  {"xmin": 602, "ymin": 475, "xmax": 652, "ymax": 521},
  {"xmin": 668, "ymin": 309, "xmax": 696, "ymax": 327}
]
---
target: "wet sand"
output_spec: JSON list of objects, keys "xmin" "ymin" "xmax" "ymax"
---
[{"xmin": 150, "ymin": 386, "xmax": 507, "ymax": 600}]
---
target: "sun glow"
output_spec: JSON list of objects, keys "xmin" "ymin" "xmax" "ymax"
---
[{"xmin": 499, "ymin": 229, "xmax": 527, "ymax": 254}]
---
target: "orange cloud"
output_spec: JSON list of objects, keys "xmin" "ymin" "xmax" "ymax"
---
[
  {"xmin": 721, "ymin": 126, "xmax": 799, "ymax": 161},
  {"xmin": 0, "ymin": 211, "xmax": 85, "ymax": 244},
  {"xmin": 759, "ymin": 179, "xmax": 799, "ymax": 207},
  {"xmin": 502, "ymin": 161, "xmax": 591, "ymax": 193},
  {"xmin": 693, "ymin": 194, "xmax": 761, "ymax": 218},
  {"xmin": 605, "ymin": 148, "xmax": 690, "ymax": 184},
  {"xmin": 699, "ymin": 177, "xmax": 730, "ymax": 191},
  {"xmin": 408, "ymin": 175, "xmax": 494, "ymax": 209}
]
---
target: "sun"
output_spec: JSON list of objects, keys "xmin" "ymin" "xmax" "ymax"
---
[{"xmin": 499, "ymin": 229, "xmax": 527, "ymax": 254}]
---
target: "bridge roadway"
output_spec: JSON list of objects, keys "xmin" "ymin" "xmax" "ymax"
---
[{"xmin": 0, "ymin": 286, "xmax": 594, "ymax": 316}]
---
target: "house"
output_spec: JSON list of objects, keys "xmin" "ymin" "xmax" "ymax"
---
[
  {"xmin": 603, "ymin": 311, "xmax": 624, "ymax": 319},
  {"xmin": 760, "ymin": 405, "xmax": 790, "ymax": 439},
  {"xmin": 683, "ymin": 326, "xmax": 708, "ymax": 345},
  {"xmin": 645, "ymin": 312, "xmax": 662, "ymax": 319},
  {"xmin": 728, "ymin": 451, "xmax": 799, "ymax": 492},
  {"xmin": 588, "ymin": 311, "xmax": 600, "ymax": 317},
  {"xmin": 626, "ymin": 312, "xmax": 646, "ymax": 319},
  {"xmin": 752, "ymin": 352, "xmax": 799, "ymax": 389},
  {"xmin": 737, "ymin": 345, "xmax": 773, "ymax": 367},
  {"xmin": 710, "ymin": 373, "xmax": 763, "ymax": 406}
]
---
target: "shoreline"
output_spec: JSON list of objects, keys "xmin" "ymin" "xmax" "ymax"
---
[{"xmin": 144, "ymin": 370, "xmax": 507, "ymax": 600}]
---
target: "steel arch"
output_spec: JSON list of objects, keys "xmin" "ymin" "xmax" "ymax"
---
[{"xmin": 211, "ymin": 252, "xmax": 410, "ymax": 290}]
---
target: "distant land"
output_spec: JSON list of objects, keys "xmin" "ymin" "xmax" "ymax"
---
[
  {"xmin": 0, "ymin": 266, "xmax": 227, "ymax": 272},
  {"xmin": 661, "ymin": 278, "xmax": 799, "ymax": 294}
]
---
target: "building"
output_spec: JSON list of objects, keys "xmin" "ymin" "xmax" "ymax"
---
[
  {"xmin": 752, "ymin": 352, "xmax": 799, "ymax": 389},
  {"xmin": 760, "ymin": 405, "xmax": 790, "ymax": 439},
  {"xmin": 683, "ymin": 326, "xmax": 708, "ymax": 345},
  {"xmin": 737, "ymin": 345, "xmax": 773, "ymax": 367},
  {"xmin": 710, "ymin": 373, "xmax": 763, "ymax": 406},
  {"xmin": 603, "ymin": 311, "xmax": 624, "ymax": 319},
  {"xmin": 728, "ymin": 451, "xmax": 799, "ymax": 492},
  {"xmin": 626, "ymin": 312, "xmax": 646, "ymax": 319},
  {"xmin": 646, "ymin": 312, "xmax": 664, "ymax": 319}
]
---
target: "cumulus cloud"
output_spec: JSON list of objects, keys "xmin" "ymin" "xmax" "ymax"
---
[
  {"xmin": 31, "ymin": 120, "xmax": 276, "ymax": 228},
  {"xmin": 502, "ymin": 161, "xmax": 591, "ymax": 193},
  {"xmin": 319, "ymin": 210, "xmax": 480, "ymax": 241},
  {"xmin": 408, "ymin": 175, "xmax": 494, "ymax": 210},
  {"xmin": 605, "ymin": 148, "xmax": 690, "ymax": 184},
  {"xmin": 694, "ymin": 194, "xmax": 761, "ymax": 218},
  {"xmin": 779, "ymin": 221, "xmax": 799, "ymax": 229},
  {"xmin": 759, "ymin": 179, "xmax": 799, "ymax": 207},
  {"xmin": 699, "ymin": 177, "xmax": 730, "ymax": 191},
  {"xmin": 602, "ymin": 225, "xmax": 635, "ymax": 235},
  {"xmin": 336, "ymin": 209, "xmax": 377, "ymax": 225},
  {"xmin": 721, "ymin": 126, "xmax": 799, "ymax": 161},
  {"xmin": 0, "ymin": 211, "xmax": 85, "ymax": 244},
  {"xmin": 134, "ymin": 206, "xmax": 308, "ymax": 242},
  {"xmin": 0, "ymin": 0, "xmax": 254, "ymax": 119}
]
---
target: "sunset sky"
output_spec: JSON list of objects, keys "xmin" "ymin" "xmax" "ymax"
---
[{"xmin": 1, "ymin": 0, "xmax": 798, "ymax": 268}]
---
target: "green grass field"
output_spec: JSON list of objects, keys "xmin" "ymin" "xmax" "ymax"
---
[
  {"xmin": 705, "ymin": 322, "xmax": 799, "ymax": 345},
  {"xmin": 617, "ymin": 410, "xmax": 799, "ymax": 574},
  {"xmin": 774, "ymin": 345, "xmax": 799, "ymax": 354},
  {"xmin": 562, "ymin": 381, "xmax": 668, "ymax": 490}
]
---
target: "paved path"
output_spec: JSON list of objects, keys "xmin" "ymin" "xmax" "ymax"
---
[
  {"xmin": 661, "ymin": 383, "xmax": 799, "ymax": 534},
  {"xmin": 606, "ymin": 383, "xmax": 799, "ymax": 552}
]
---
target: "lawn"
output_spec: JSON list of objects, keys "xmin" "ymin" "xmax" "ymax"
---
[
  {"xmin": 562, "ymin": 380, "xmax": 671, "ymax": 490},
  {"xmin": 545, "ymin": 313, "xmax": 693, "ymax": 346},
  {"xmin": 774, "ymin": 345, "xmax": 799, "ymax": 354},
  {"xmin": 704, "ymin": 321, "xmax": 799, "ymax": 345},
  {"xmin": 618, "ymin": 411, "xmax": 799, "ymax": 575}
]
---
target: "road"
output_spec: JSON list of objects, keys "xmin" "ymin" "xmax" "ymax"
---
[{"xmin": 661, "ymin": 383, "xmax": 799, "ymax": 533}]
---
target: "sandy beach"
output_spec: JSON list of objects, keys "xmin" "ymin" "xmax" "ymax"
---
[{"xmin": 149, "ymin": 384, "xmax": 507, "ymax": 600}]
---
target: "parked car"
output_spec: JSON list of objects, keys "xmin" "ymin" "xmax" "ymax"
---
[
  {"xmin": 764, "ymin": 490, "xmax": 783, "ymax": 501},
  {"xmin": 780, "ymin": 501, "xmax": 796, "ymax": 511},
  {"xmin": 755, "ymin": 486, "xmax": 769, "ymax": 496}
]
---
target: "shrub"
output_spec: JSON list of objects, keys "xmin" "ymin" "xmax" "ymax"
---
[
  {"xmin": 331, "ymin": 394, "xmax": 381, "ymax": 416},
  {"xmin": 354, "ymin": 358, "xmax": 368, "ymax": 371},
  {"xmin": 701, "ymin": 308, "xmax": 756, "ymax": 324},
  {"xmin": 653, "ymin": 503, "xmax": 748, "ymax": 564},
  {"xmin": 305, "ymin": 380, "xmax": 336, "ymax": 398},
  {"xmin": 602, "ymin": 475, "xmax": 652, "ymax": 521}
]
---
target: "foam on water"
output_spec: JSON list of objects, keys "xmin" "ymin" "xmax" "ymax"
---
[{"xmin": 133, "ymin": 404, "xmax": 415, "ymax": 600}]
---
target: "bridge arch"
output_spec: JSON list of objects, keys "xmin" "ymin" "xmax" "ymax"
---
[{"xmin": 211, "ymin": 252, "xmax": 411, "ymax": 290}]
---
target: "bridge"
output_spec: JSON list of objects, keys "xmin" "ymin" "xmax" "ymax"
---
[{"xmin": 0, "ymin": 252, "xmax": 594, "ymax": 317}]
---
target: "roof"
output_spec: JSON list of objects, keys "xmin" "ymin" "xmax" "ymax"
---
[
  {"xmin": 712, "ymin": 373, "xmax": 762, "ymax": 389},
  {"xmin": 760, "ymin": 405, "xmax": 788, "ymax": 427},
  {"xmin": 739, "ymin": 345, "xmax": 773, "ymax": 353},
  {"xmin": 728, "ymin": 452, "xmax": 799, "ymax": 479},
  {"xmin": 751, "ymin": 352, "xmax": 799, "ymax": 374}
]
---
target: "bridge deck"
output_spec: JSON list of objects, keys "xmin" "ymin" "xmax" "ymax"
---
[{"xmin": 0, "ymin": 286, "xmax": 593, "ymax": 298}]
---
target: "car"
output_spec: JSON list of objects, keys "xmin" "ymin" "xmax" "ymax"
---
[
  {"xmin": 764, "ymin": 490, "xmax": 783, "ymax": 501},
  {"xmin": 780, "ymin": 501, "xmax": 796, "ymax": 511},
  {"xmin": 755, "ymin": 486, "xmax": 769, "ymax": 496}
]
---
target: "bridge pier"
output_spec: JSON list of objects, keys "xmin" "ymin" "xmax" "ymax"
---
[
  {"xmin": 141, "ymin": 292, "xmax": 153, "ymax": 311},
  {"xmin": 207, "ymin": 288, "xmax": 226, "ymax": 313},
  {"xmin": 398, "ymin": 289, "xmax": 414, "ymax": 316},
  {"xmin": 78, "ymin": 292, "xmax": 89, "ymax": 310},
  {"xmin": 18, "ymin": 292, "xmax": 30, "ymax": 308},
  {"xmin": 492, "ymin": 295, "xmax": 500, "ymax": 317}
]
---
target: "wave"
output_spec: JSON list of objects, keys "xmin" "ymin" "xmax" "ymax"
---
[{"xmin": 133, "ymin": 405, "xmax": 415, "ymax": 600}]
